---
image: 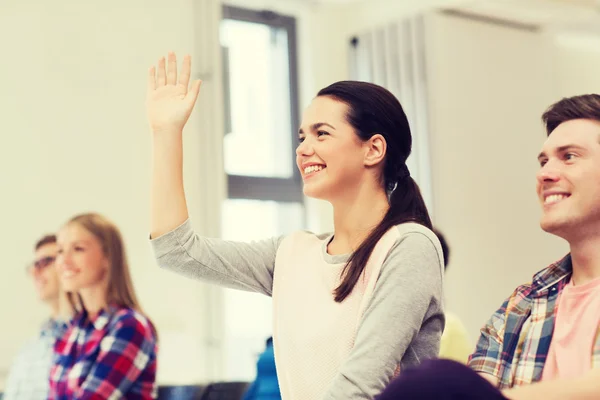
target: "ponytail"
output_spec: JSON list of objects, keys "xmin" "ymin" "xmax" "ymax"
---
[
  {"xmin": 333, "ymin": 174, "xmax": 432, "ymax": 302},
  {"xmin": 314, "ymin": 81, "xmax": 433, "ymax": 302}
]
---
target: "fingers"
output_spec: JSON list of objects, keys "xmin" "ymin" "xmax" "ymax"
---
[
  {"xmin": 185, "ymin": 79, "xmax": 202, "ymax": 108},
  {"xmin": 167, "ymin": 52, "xmax": 177, "ymax": 85},
  {"xmin": 147, "ymin": 66, "xmax": 156, "ymax": 92},
  {"xmin": 157, "ymin": 56, "xmax": 166, "ymax": 86},
  {"xmin": 152, "ymin": 53, "xmax": 191, "ymax": 89},
  {"xmin": 178, "ymin": 54, "xmax": 192, "ymax": 89}
]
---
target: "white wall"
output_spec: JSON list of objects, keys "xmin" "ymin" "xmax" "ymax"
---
[
  {"xmin": 0, "ymin": 0, "xmax": 222, "ymax": 387},
  {"xmin": 424, "ymin": 12, "xmax": 570, "ymax": 338},
  {"xmin": 553, "ymin": 32, "xmax": 600, "ymax": 97}
]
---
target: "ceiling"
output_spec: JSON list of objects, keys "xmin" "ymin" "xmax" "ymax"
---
[
  {"xmin": 286, "ymin": 0, "xmax": 600, "ymax": 35},
  {"xmin": 446, "ymin": 0, "xmax": 600, "ymax": 32}
]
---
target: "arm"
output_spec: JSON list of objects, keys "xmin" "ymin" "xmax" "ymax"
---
[
  {"xmin": 146, "ymin": 52, "xmax": 201, "ymax": 238},
  {"xmin": 503, "ymin": 369, "xmax": 600, "ymax": 400},
  {"xmin": 323, "ymin": 231, "xmax": 444, "ymax": 399},
  {"xmin": 73, "ymin": 316, "xmax": 157, "ymax": 400},
  {"xmin": 3, "ymin": 339, "xmax": 49, "ymax": 400},
  {"xmin": 467, "ymin": 296, "xmax": 511, "ymax": 388},
  {"xmin": 2, "ymin": 349, "xmax": 27, "ymax": 400},
  {"xmin": 146, "ymin": 53, "xmax": 281, "ymax": 295},
  {"xmin": 151, "ymin": 219, "xmax": 282, "ymax": 295}
]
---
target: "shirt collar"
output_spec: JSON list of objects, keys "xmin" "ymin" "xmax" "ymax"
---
[
  {"xmin": 40, "ymin": 317, "xmax": 70, "ymax": 338},
  {"xmin": 74, "ymin": 304, "xmax": 120, "ymax": 331},
  {"xmin": 531, "ymin": 254, "xmax": 572, "ymax": 295}
]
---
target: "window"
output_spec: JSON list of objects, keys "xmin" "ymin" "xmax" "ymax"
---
[{"xmin": 219, "ymin": 6, "xmax": 304, "ymax": 380}]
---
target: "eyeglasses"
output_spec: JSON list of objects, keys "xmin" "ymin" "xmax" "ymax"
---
[{"xmin": 28, "ymin": 256, "xmax": 56, "ymax": 273}]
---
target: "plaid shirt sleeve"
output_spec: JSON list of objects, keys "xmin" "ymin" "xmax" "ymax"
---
[
  {"xmin": 74, "ymin": 314, "xmax": 157, "ymax": 399},
  {"xmin": 467, "ymin": 296, "xmax": 509, "ymax": 380}
]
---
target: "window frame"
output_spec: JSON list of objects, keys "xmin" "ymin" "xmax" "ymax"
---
[{"xmin": 222, "ymin": 5, "xmax": 303, "ymax": 204}]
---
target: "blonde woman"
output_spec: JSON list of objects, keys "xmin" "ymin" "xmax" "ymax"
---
[{"xmin": 49, "ymin": 213, "xmax": 158, "ymax": 400}]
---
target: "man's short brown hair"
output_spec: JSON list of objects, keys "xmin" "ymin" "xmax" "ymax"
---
[
  {"xmin": 542, "ymin": 94, "xmax": 600, "ymax": 136},
  {"xmin": 35, "ymin": 234, "xmax": 56, "ymax": 251}
]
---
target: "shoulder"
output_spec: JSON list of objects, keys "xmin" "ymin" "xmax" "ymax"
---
[
  {"xmin": 10, "ymin": 336, "xmax": 45, "ymax": 364},
  {"xmin": 385, "ymin": 223, "xmax": 443, "ymax": 268},
  {"xmin": 280, "ymin": 230, "xmax": 329, "ymax": 249},
  {"xmin": 371, "ymin": 224, "xmax": 445, "ymax": 301},
  {"xmin": 481, "ymin": 282, "xmax": 535, "ymax": 336},
  {"xmin": 391, "ymin": 223, "xmax": 440, "ymax": 248},
  {"xmin": 487, "ymin": 256, "xmax": 570, "ymax": 316},
  {"xmin": 284, "ymin": 230, "xmax": 329, "ymax": 240},
  {"xmin": 108, "ymin": 308, "xmax": 156, "ymax": 342}
]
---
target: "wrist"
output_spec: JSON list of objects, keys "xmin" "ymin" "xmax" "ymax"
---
[{"xmin": 152, "ymin": 128, "xmax": 183, "ymax": 138}]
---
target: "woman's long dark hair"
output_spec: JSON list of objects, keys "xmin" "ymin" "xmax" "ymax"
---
[{"xmin": 317, "ymin": 81, "xmax": 432, "ymax": 302}]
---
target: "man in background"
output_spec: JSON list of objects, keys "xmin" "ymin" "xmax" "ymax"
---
[{"xmin": 4, "ymin": 234, "xmax": 70, "ymax": 400}]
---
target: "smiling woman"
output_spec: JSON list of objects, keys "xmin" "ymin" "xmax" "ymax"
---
[
  {"xmin": 147, "ymin": 53, "xmax": 445, "ymax": 399},
  {"xmin": 49, "ymin": 213, "xmax": 158, "ymax": 400}
]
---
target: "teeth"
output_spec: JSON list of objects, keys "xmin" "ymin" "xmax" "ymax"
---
[
  {"xmin": 63, "ymin": 270, "xmax": 76, "ymax": 278},
  {"xmin": 304, "ymin": 165, "xmax": 324, "ymax": 174},
  {"xmin": 545, "ymin": 194, "xmax": 567, "ymax": 205}
]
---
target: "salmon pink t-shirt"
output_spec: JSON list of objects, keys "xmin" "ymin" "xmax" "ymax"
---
[{"xmin": 542, "ymin": 277, "xmax": 600, "ymax": 381}]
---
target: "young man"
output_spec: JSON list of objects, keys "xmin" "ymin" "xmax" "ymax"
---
[
  {"xmin": 378, "ymin": 94, "xmax": 600, "ymax": 399},
  {"xmin": 4, "ymin": 235, "xmax": 69, "ymax": 400}
]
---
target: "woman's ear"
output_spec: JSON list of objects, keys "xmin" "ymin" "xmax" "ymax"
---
[
  {"xmin": 363, "ymin": 134, "xmax": 387, "ymax": 167},
  {"xmin": 102, "ymin": 257, "xmax": 110, "ymax": 272}
]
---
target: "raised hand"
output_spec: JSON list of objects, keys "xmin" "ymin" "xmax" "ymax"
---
[{"xmin": 146, "ymin": 52, "xmax": 202, "ymax": 135}]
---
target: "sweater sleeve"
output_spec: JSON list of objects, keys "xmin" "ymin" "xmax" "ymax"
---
[
  {"xmin": 323, "ymin": 230, "xmax": 445, "ymax": 399},
  {"xmin": 150, "ymin": 218, "xmax": 284, "ymax": 296}
]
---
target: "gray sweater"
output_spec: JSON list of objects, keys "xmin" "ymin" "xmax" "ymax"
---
[{"xmin": 151, "ymin": 219, "xmax": 445, "ymax": 399}]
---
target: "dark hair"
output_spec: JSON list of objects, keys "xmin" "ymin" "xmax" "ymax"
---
[
  {"xmin": 317, "ymin": 81, "xmax": 433, "ymax": 302},
  {"xmin": 542, "ymin": 94, "xmax": 600, "ymax": 136},
  {"xmin": 433, "ymin": 229, "xmax": 449, "ymax": 269},
  {"xmin": 35, "ymin": 234, "xmax": 57, "ymax": 251}
]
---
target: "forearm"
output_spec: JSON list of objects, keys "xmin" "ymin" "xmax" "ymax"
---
[{"xmin": 151, "ymin": 131, "xmax": 189, "ymax": 238}]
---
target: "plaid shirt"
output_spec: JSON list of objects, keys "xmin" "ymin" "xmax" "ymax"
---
[
  {"xmin": 468, "ymin": 254, "xmax": 600, "ymax": 388},
  {"xmin": 3, "ymin": 319, "xmax": 68, "ymax": 400},
  {"xmin": 49, "ymin": 306, "xmax": 158, "ymax": 400}
]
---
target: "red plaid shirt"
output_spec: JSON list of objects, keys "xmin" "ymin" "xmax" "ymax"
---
[{"xmin": 49, "ymin": 306, "xmax": 157, "ymax": 399}]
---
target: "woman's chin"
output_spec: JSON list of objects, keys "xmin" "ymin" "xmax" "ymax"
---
[{"xmin": 303, "ymin": 184, "xmax": 328, "ymax": 200}]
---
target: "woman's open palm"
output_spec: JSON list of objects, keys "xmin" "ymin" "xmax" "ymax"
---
[{"xmin": 146, "ymin": 52, "xmax": 201, "ymax": 134}]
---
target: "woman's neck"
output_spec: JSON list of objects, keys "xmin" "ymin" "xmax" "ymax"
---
[
  {"xmin": 78, "ymin": 284, "xmax": 109, "ymax": 318},
  {"xmin": 329, "ymin": 186, "xmax": 390, "ymax": 255}
]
